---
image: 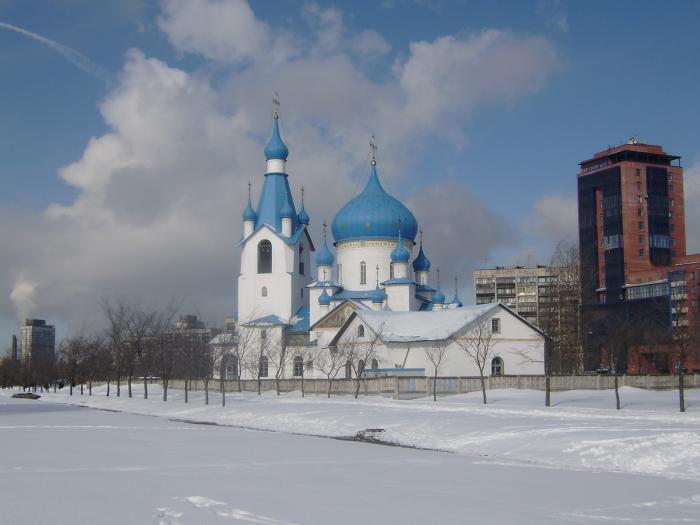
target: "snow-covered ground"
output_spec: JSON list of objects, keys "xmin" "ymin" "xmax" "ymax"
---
[
  {"xmin": 23, "ymin": 385, "xmax": 700, "ymax": 481},
  {"xmin": 2, "ymin": 389, "xmax": 700, "ymax": 524}
]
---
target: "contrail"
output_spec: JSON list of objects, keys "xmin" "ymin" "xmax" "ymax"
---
[{"xmin": 0, "ymin": 21, "xmax": 112, "ymax": 84}]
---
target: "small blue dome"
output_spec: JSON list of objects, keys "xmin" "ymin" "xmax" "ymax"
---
[
  {"xmin": 242, "ymin": 198, "xmax": 257, "ymax": 222},
  {"xmin": 391, "ymin": 230, "xmax": 410, "ymax": 263},
  {"xmin": 371, "ymin": 286, "xmax": 385, "ymax": 304},
  {"xmin": 318, "ymin": 288, "xmax": 331, "ymax": 305},
  {"xmin": 433, "ymin": 288, "xmax": 445, "ymax": 305},
  {"xmin": 297, "ymin": 202, "xmax": 310, "ymax": 225},
  {"xmin": 264, "ymin": 117, "xmax": 289, "ymax": 161},
  {"xmin": 280, "ymin": 194, "xmax": 294, "ymax": 219},
  {"xmin": 412, "ymin": 241, "xmax": 431, "ymax": 272},
  {"xmin": 315, "ymin": 238, "xmax": 334, "ymax": 266},
  {"xmin": 331, "ymin": 163, "xmax": 418, "ymax": 244}
]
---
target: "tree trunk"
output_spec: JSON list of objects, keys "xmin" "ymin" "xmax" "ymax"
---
[
  {"xmin": 354, "ymin": 375, "xmax": 361, "ymax": 399},
  {"xmin": 204, "ymin": 378, "xmax": 209, "ymax": 405},
  {"xmin": 237, "ymin": 374, "xmax": 242, "ymax": 393},
  {"xmin": 327, "ymin": 379, "xmax": 333, "ymax": 398},
  {"xmin": 257, "ymin": 377, "xmax": 261, "ymax": 395},
  {"xmin": 144, "ymin": 375, "xmax": 148, "ymax": 400},
  {"xmin": 614, "ymin": 373, "xmax": 621, "ymax": 410},
  {"xmin": 89, "ymin": 379, "xmax": 93, "ymax": 396},
  {"xmin": 80, "ymin": 382, "xmax": 84, "ymax": 395},
  {"xmin": 433, "ymin": 373, "xmax": 437, "ymax": 402},
  {"xmin": 479, "ymin": 374, "xmax": 487, "ymax": 404},
  {"xmin": 53, "ymin": 382, "xmax": 57, "ymax": 393},
  {"xmin": 276, "ymin": 376, "xmax": 281, "ymax": 395},
  {"xmin": 220, "ymin": 375, "xmax": 226, "ymax": 406},
  {"xmin": 106, "ymin": 375, "xmax": 110, "ymax": 397},
  {"xmin": 163, "ymin": 379, "xmax": 168, "ymax": 401},
  {"xmin": 128, "ymin": 374, "xmax": 132, "ymax": 398},
  {"xmin": 301, "ymin": 373, "xmax": 305, "ymax": 398},
  {"xmin": 116, "ymin": 376, "xmax": 121, "ymax": 397},
  {"xmin": 679, "ymin": 364, "xmax": 686, "ymax": 413},
  {"xmin": 69, "ymin": 382, "xmax": 73, "ymax": 396},
  {"xmin": 545, "ymin": 374, "xmax": 551, "ymax": 407},
  {"xmin": 184, "ymin": 377, "xmax": 189, "ymax": 404}
]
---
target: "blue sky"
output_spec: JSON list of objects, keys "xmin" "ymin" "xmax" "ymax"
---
[{"xmin": 1, "ymin": 0, "xmax": 700, "ymax": 344}]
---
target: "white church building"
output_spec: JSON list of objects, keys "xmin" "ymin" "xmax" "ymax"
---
[{"xmin": 217, "ymin": 104, "xmax": 547, "ymax": 381}]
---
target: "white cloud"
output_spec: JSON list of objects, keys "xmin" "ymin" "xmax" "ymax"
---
[
  {"xmin": 9, "ymin": 275, "xmax": 37, "ymax": 321},
  {"xmin": 1, "ymin": 0, "xmax": 559, "ymax": 333},
  {"xmin": 525, "ymin": 192, "xmax": 578, "ymax": 244}
]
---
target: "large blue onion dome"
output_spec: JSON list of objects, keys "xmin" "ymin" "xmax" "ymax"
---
[
  {"xmin": 433, "ymin": 287, "xmax": 445, "ymax": 305},
  {"xmin": 242, "ymin": 197, "xmax": 257, "ymax": 222},
  {"xmin": 297, "ymin": 202, "xmax": 310, "ymax": 225},
  {"xmin": 412, "ymin": 241, "xmax": 431, "ymax": 272},
  {"xmin": 280, "ymin": 193, "xmax": 295, "ymax": 219},
  {"xmin": 371, "ymin": 285, "xmax": 385, "ymax": 304},
  {"xmin": 318, "ymin": 288, "xmax": 331, "ymax": 306},
  {"xmin": 331, "ymin": 162, "xmax": 418, "ymax": 244},
  {"xmin": 264, "ymin": 117, "xmax": 289, "ymax": 161},
  {"xmin": 390, "ymin": 230, "xmax": 410, "ymax": 263},
  {"xmin": 315, "ymin": 237, "xmax": 334, "ymax": 266}
]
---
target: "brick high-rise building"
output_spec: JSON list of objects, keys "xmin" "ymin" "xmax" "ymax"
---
[{"xmin": 578, "ymin": 139, "xmax": 700, "ymax": 372}]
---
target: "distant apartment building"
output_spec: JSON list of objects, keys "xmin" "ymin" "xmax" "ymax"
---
[
  {"xmin": 475, "ymin": 265, "xmax": 582, "ymax": 372},
  {"xmin": 578, "ymin": 139, "xmax": 700, "ymax": 372},
  {"xmin": 172, "ymin": 314, "xmax": 220, "ymax": 346},
  {"xmin": 474, "ymin": 266, "xmax": 559, "ymax": 326},
  {"xmin": 19, "ymin": 319, "xmax": 55, "ymax": 362}
]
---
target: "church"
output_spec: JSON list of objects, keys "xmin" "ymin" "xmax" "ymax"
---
[{"xmin": 225, "ymin": 103, "xmax": 546, "ymax": 381}]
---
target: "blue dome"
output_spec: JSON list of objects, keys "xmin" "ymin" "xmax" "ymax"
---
[
  {"xmin": 391, "ymin": 230, "xmax": 410, "ymax": 263},
  {"xmin": 264, "ymin": 117, "xmax": 289, "ymax": 161},
  {"xmin": 371, "ymin": 286, "xmax": 385, "ymax": 304},
  {"xmin": 433, "ymin": 288, "xmax": 445, "ymax": 305},
  {"xmin": 242, "ymin": 197, "xmax": 257, "ymax": 222},
  {"xmin": 331, "ymin": 163, "xmax": 418, "ymax": 244},
  {"xmin": 412, "ymin": 241, "xmax": 431, "ymax": 272},
  {"xmin": 297, "ymin": 202, "xmax": 310, "ymax": 225},
  {"xmin": 315, "ymin": 238, "xmax": 334, "ymax": 266},
  {"xmin": 318, "ymin": 288, "xmax": 331, "ymax": 305}
]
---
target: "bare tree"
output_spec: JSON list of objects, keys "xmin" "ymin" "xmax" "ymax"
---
[
  {"xmin": 424, "ymin": 340, "xmax": 449, "ymax": 401},
  {"xmin": 315, "ymin": 345, "xmax": 348, "ymax": 398},
  {"xmin": 268, "ymin": 330, "xmax": 291, "ymax": 396},
  {"xmin": 341, "ymin": 323, "xmax": 383, "ymax": 399},
  {"xmin": 102, "ymin": 300, "xmax": 133, "ymax": 397},
  {"xmin": 152, "ymin": 300, "xmax": 181, "ymax": 402},
  {"xmin": 58, "ymin": 334, "xmax": 88, "ymax": 396},
  {"xmin": 452, "ymin": 317, "xmax": 495, "ymax": 404},
  {"xmin": 243, "ymin": 326, "xmax": 272, "ymax": 396}
]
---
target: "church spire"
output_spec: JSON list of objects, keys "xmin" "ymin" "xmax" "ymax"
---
[{"xmin": 264, "ymin": 92, "xmax": 289, "ymax": 162}]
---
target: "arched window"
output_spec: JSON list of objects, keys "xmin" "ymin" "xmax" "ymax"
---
[
  {"xmin": 262, "ymin": 286, "xmax": 267, "ymax": 297},
  {"xmin": 357, "ymin": 325, "xmax": 365, "ymax": 338},
  {"xmin": 360, "ymin": 261, "xmax": 367, "ymax": 284},
  {"xmin": 224, "ymin": 355, "xmax": 239, "ymax": 380},
  {"xmin": 259, "ymin": 355, "xmax": 269, "ymax": 378},
  {"xmin": 299, "ymin": 245, "xmax": 305, "ymax": 275},
  {"xmin": 358, "ymin": 359, "xmax": 365, "ymax": 376},
  {"xmin": 258, "ymin": 240, "xmax": 272, "ymax": 273},
  {"xmin": 345, "ymin": 360, "xmax": 352, "ymax": 379},
  {"xmin": 371, "ymin": 359, "xmax": 378, "ymax": 369},
  {"xmin": 293, "ymin": 356, "xmax": 303, "ymax": 377},
  {"xmin": 491, "ymin": 356, "xmax": 504, "ymax": 377}
]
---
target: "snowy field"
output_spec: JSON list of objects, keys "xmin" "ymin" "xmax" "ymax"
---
[{"xmin": 1, "ymin": 387, "xmax": 700, "ymax": 524}]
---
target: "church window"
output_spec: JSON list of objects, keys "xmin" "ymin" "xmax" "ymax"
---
[
  {"xmin": 371, "ymin": 359, "xmax": 378, "ymax": 369},
  {"xmin": 293, "ymin": 356, "xmax": 303, "ymax": 377},
  {"xmin": 262, "ymin": 286, "xmax": 267, "ymax": 297},
  {"xmin": 345, "ymin": 360, "xmax": 352, "ymax": 379},
  {"xmin": 299, "ymin": 245, "xmax": 305, "ymax": 275},
  {"xmin": 360, "ymin": 261, "xmax": 367, "ymax": 284},
  {"xmin": 258, "ymin": 240, "xmax": 272, "ymax": 273},
  {"xmin": 491, "ymin": 357, "xmax": 504, "ymax": 377},
  {"xmin": 259, "ymin": 356, "xmax": 269, "ymax": 378},
  {"xmin": 357, "ymin": 325, "xmax": 365, "ymax": 338}
]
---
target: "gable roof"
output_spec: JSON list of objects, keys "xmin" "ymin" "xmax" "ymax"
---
[
  {"xmin": 329, "ymin": 303, "xmax": 547, "ymax": 345},
  {"xmin": 235, "ymin": 223, "xmax": 315, "ymax": 250}
]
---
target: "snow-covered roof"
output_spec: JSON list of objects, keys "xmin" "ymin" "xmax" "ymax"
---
[
  {"xmin": 209, "ymin": 333, "xmax": 238, "ymax": 346},
  {"xmin": 242, "ymin": 315, "xmax": 288, "ymax": 327},
  {"xmin": 352, "ymin": 304, "xmax": 498, "ymax": 342}
]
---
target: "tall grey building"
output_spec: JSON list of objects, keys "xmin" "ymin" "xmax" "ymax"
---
[{"xmin": 19, "ymin": 319, "xmax": 55, "ymax": 362}]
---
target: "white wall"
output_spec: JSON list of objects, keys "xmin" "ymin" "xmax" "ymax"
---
[{"xmin": 335, "ymin": 239, "xmax": 413, "ymax": 290}]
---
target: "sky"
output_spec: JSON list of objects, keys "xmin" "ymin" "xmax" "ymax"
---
[{"xmin": 2, "ymin": 0, "xmax": 700, "ymax": 347}]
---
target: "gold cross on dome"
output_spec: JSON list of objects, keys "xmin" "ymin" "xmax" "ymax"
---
[{"xmin": 369, "ymin": 135, "xmax": 377, "ymax": 165}]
